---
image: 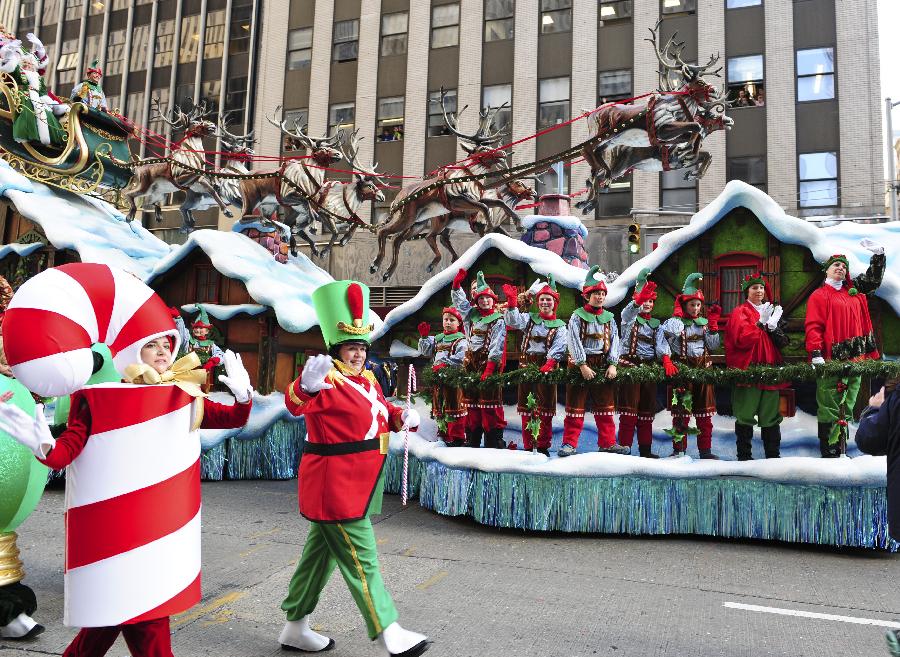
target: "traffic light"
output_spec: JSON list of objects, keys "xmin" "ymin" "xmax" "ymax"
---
[{"xmin": 627, "ymin": 222, "xmax": 641, "ymax": 254}]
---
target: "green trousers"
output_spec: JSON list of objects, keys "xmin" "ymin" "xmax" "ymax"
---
[
  {"xmin": 732, "ymin": 386, "xmax": 782, "ymax": 428},
  {"xmin": 281, "ymin": 517, "xmax": 398, "ymax": 640},
  {"xmin": 816, "ymin": 374, "xmax": 862, "ymax": 444}
]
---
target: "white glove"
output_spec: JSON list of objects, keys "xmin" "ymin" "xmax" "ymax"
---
[
  {"xmin": 859, "ymin": 238, "xmax": 884, "ymax": 255},
  {"xmin": 0, "ymin": 403, "xmax": 55, "ymax": 459},
  {"xmin": 811, "ymin": 356, "xmax": 826, "ymax": 366},
  {"xmin": 756, "ymin": 303, "xmax": 773, "ymax": 325},
  {"xmin": 218, "ymin": 350, "xmax": 253, "ymax": 403},
  {"xmin": 401, "ymin": 408, "xmax": 420, "ymax": 429},
  {"xmin": 300, "ymin": 354, "xmax": 334, "ymax": 394},
  {"xmin": 766, "ymin": 305, "xmax": 783, "ymax": 331},
  {"xmin": 526, "ymin": 279, "xmax": 546, "ymax": 296},
  {"xmin": 25, "ymin": 33, "xmax": 45, "ymax": 58}
]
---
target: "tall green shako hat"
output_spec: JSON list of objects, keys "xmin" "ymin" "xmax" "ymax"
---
[
  {"xmin": 673, "ymin": 272, "xmax": 704, "ymax": 317},
  {"xmin": 312, "ymin": 280, "xmax": 375, "ymax": 347}
]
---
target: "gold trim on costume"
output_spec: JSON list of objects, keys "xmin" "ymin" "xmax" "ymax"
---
[
  {"xmin": 336, "ymin": 321, "xmax": 374, "ymax": 335},
  {"xmin": 287, "ymin": 380, "xmax": 306, "ymax": 406},
  {"xmin": 83, "ymin": 122, "xmax": 125, "ymax": 141},
  {"xmin": 0, "ymin": 532, "xmax": 24, "ymax": 587},
  {"xmin": 379, "ymin": 432, "xmax": 389, "ymax": 455},
  {"xmin": 337, "ymin": 523, "xmax": 382, "ymax": 635}
]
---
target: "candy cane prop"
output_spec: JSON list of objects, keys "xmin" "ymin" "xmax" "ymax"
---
[{"xmin": 401, "ymin": 364, "xmax": 417, "ymax": 506}]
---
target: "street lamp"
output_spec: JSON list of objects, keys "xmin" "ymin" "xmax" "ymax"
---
[{"xmin": 885, "ymin": 98, "xmax": 900, "ymax": 222}]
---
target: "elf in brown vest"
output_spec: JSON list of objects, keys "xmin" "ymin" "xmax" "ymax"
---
[{"xmin": 418, "ymin": 306, "xmax": 468, "ymax": 447}]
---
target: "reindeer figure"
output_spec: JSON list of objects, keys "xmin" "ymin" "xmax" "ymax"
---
[
  {"xmin": 123, "ymin": 99, "xmax": 233, "ymax": 223},
  {"xmin": 369, "ymin": 88, "xmax": 517, "ymax": 281},
  {"xmin": 178, "ymin": 115, "xmax": 255, "ymax": 233},
  {"xmin": 238, "ymin": 109, "xmax": 343, "ymax": 249},
  {"xmin": 576, "ymin": 20, "xmax": 733, "ymax": 214}
]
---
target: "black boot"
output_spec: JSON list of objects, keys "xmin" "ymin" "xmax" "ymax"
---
[
  {"xmin": 735, "ymin": 422, "xmax": 754, "ymax": 461},
  {"xmin": 699, "ymin": 449, "xmax": 719, "ymax": 460},
  {"xmin": 761, "ymin": 425, "xmax": 781, "ymax": 458},
  {"xmin": 818, "ymin": 422, "xmax": 840, "ymax": 458},
  {"xmin": 465, "ymin": 428, "xmax": 483, "ymax": 448},
  {"xmin": 484, "ymin": 428, "xmax": 505, "ymax": 449},
  {"xmin": 638, "ymin": 446, "xmax": 659, "ymax": 459}
]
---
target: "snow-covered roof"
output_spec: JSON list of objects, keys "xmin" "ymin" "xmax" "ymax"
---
[
  {"xmin": 0, "ymin": 242, "xmax": 43, "ymax": 259},
  {"xmin": 607, "ymin": 181, "xmax": 900, "ymax": 314},
  {"xmin": 521, "ymin": 214, "xmax": 588, "ymax": 238},
  {"xmin": 371, "ymin": 233, "xmax": 598, "ymax": 339},
  {"xmin": 180, "ymin": 303, "xmax": 267, "ymax": 320}
]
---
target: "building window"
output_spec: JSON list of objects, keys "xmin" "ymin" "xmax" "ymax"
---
[
  {"xmin": 229, "ymin": 0, "xmax": 254, "ymax": 55},
  {"xmin": 195, "ymin": 266, "xmax": 221, "ymax": 304},
  {"xmin": 288, "ymin": 27, "xmax": 313, "ymax": 69},
  {"xmin": 282, "ymin": 108, "xmax": 309, "ymax": 151},
  {"xmin": 329, "ymin": 102, "xmax": 355, "ymax": 135},
  {"xmin": 540, "ymin": 0, "xmax": 572, "ymax": 34},
  {"xmin": 482, "ymin": 84, "xmax": 512, "ymax": 134},
  {"xmin": 596, "ymin": 176, "xmax": 632, "ymax": 217},
  {"xmin": 661, "ymin": 0, "xmax": 696, "ymax": 14},
  {"xmin": 204, "ymin": 10, "xmax": 227, "ymax": 59},
  {"xmin": 225, "ymin": 77, "xmax": 247, "ymax": 124},
  {"xmin": 64, "ymin": 0, "xmax": 83, "ymax": 21},
  {"xmin": 660, "ymin": 170, "xmax": 697, "ymax": 212},
  {"xmin": 88, "ymin": 0, "xmax": 105, "ymax": 15},
  {"xmin": 377, "ymin": 96, "xmax": 405, "ymax": 142},
  {"xmin": 799, "ymin": 152, "xmax": 838, "ymax": 208},
  {"xmin": 153, "ymin": 20, "xmax": 175, "ymax": 68},
  {"xmin": 175, "ymin": 83, "xmax": 195, "ymax": 109},
  {"xmin": 598, "ymin": 69, "xmax": 632, "ymax": 103},
  {"xmin": 727, "ymin": 0, "xmax": 761, "ymax": 7},
  {"xmin": 727, "ymin": 156, "xmax": 767, "ymax": 192},
  {"xmin": 431, "ymin": 4, "xmax": 460, "ymax": 49},
  {"xmin": 333, "ymin": 19, "xmax": 359, "ymax": 62},
  {"xmin": 42, "ymin": 0, "xmax": 60, "ymax": 23},
  {"xmin": 200, "ymin": 80, "xmax": 221, "ymax": 118},
  {"xmin": 179, "ymin": 15, "xmax": 200, "ymax": 65},
  {"xmin": 599, "ymin": 0, "xmax": 632, "ymax": 20},
  {"xmin": 538, "ymin": 76, "xmax": 569, "ymax": 129},
  {"xmin": 484, "ymin": 0, "xmax": 514, "ymax": 42},
  {"xmin": 716, "ymin": 254, "xmax": 763, "ymax": 315},
  {"xmin": 381, "ymin": 12, "xmax": 408, "ymax": 56},
  {"xmin": 106, "ymin": 29, "xmax": 126, "ymax": 76},
  {"xmin": 727, "ymin": 55, "xmax": 764, "ymax": 107},
  {"xmin": 126, "ymin": 91, "xmax": 145, "ymax": 125},
  {"xmin": 428, "ymin": 89, "xmax": 456, "ymax": 137},
  {"xmin": 537, "ymin": 167, "xmax": 569, "ymax": 196},
  {"xmin": 56, "ymin": 40, "xmax": 79, "ymax": 87},
  {"xmin": 797, "ymin": 47, "xmax": 835, "ymax": 102}
]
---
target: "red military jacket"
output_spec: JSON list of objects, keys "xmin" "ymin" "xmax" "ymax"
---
[{"xmin": 286, "ymin": 359, "xmax": 404, "ymax": 523}]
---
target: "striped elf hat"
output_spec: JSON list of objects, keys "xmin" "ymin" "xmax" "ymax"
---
[{"xmin": 2, "ymin": 263, "xmax": 180, "ymax": 397}]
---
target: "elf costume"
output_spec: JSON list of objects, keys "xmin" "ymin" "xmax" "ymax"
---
[
  {"xmin": 175, "ymin": 305, "xmax": 225, "ymax": 391},
  {"xmin": 0, "ymin": 263, "xmax": 252, "ymax": 657},
  {"xmin": 418, "ymin": 306, "xmax": 468, "ymax": 447},
  {"xmin": 502, "ymin": 276, "xmax": 567, "ymax": 455},
  {"xmin": 656, "ymin": 273, "xmax": 722, "ymax": 458},
  {"xmin": 559, "ymin": 266, "xmax": 629, "ymax": 457},
  {"xmin": 70, "ymin": 60, "xmax": 108, "ymax": 111},
  {"xmin": 451, "ymin": 269, "xmax": 508, "ymax": 449},
  {"xmin": 281, "ymin": 280, "xmax": 429, "ymax": 657},
  {"xmin": 805, "ymin": 243, "xmax": 885, "ymax": 456},
  {"xmin": 616, "ymin": 269, "xmax": 660, "ymax": 458},
  {"xmin": 725, "ymin": 273, "xmax": 790, "ymax": 460}
]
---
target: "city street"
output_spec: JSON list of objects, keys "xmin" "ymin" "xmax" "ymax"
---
[{"xmin": 4, "ymin": 479, "xmax": 899, "ymax": 657}]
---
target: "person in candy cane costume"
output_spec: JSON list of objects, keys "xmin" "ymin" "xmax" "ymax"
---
[
  {"xmin": 280, "ymin": 280, "xmax": 429, "ymax": 657},
  {"xmin": 0, "ymin": 263, "xmax": 253, "ymax": 657}
]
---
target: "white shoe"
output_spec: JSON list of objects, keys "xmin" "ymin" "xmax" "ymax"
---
[
  {"xmin": 278, "ymin": 616, "xmax": 334, "ymax": 652},
  {"xmin": 378, "ymin": 622, "xmax": 429, "ymax": 657},
  {"xmin": 0, "ymin": 612, "xmax": 44, "ymax": 640}
]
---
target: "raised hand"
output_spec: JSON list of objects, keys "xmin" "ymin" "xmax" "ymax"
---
[
  {"xmin": 417, "ymin": 322, "xmax": 431, "ymax": 338},
  {"xmin": 452, "ymin": 268, "xmax": 468, "ymax": 290},
  {"xmin": 218, "ymin": 350, "xmax": 252, "ymax": 403},
  {"xmin": 766, "ymin": 305, "xmax": 783, "ymax": 331},
  {"xmin": 634, "ymin": 281, "xmax": 657, "ymax": 305},
  {"xmin": 300, "ymin": 354, "xmax": 334, "ymax": 393},
  {"xmin": 859, "ymin": 238, "xmax": 884, "ymax": 255},
  {"xmin": 501, "ymin": 284, "xmax": 519, "ymax": 304},
  {"xmin": 0, "ymin": 402, "xmax": 55, "ymax": 458}
]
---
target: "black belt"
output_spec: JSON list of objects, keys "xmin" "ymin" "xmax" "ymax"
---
[{"xmin": 303, "ymin": 437, "xmax": 382, "ymax": 456}]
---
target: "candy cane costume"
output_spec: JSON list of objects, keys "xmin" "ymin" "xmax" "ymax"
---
[{"xmin": 1, "ymin": 263, "xmax": 251, "ymax": 657}]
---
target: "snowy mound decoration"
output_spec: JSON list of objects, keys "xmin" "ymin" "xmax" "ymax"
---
[{"xmin": 520, "ymin": 193, "xmax": 590, "ymax": 269}]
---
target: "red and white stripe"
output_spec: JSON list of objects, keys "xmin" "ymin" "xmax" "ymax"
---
[
  {"xmin": 3, "ymin": 263, "xmax": 180, "ymax": 397},
  {"xmin": 63, "ymin": 383, "xmax": 202, "ymax": 628}
]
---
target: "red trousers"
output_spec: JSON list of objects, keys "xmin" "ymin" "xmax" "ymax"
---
[
  {"xmin": 618, "ymin": 415, "xmax": 653, "ymax": 448},
  {"xmin": 521, "ymin": 415, "xmax": 553, "ymax": 451},
  {"xmin": 671, "ymin": 414, "xmax": 713, "ymax": 452},
  {"xmin": 465, "ymin": 405, "xmax": 506, "ymax": 432},
  {"xmin": 446, "ymin": 417, "xmax": 466, "ymax": 442},
  {"xmin": 562, "ymin": 413, "xmax": 616, "ymax": 449},
  {"xmin": 62, "ymin": 617, "xmax": 173, "ymax": 657}
]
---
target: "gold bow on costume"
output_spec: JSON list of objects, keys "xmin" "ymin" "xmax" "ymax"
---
[{"xmin": 123, "ymin": 352, "xmax": 209, "ymax": 398}]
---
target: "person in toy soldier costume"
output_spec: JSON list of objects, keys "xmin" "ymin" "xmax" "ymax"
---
[
  {"xmin": 725, "ymin": 273, "xmax": 790, "ymax": 460},
  {"xmin": 559, "ymin": 266, "xmax": 630, "ymax": 457},
  {"xmin": 656, "ymin": 273, "xmax": 722, "ymax": 458},
  {"xmin": 451, "ymin": 268, "xmax": 508, "ymax": 449},
  {"xmin": 616, "ymin": 269, "xmax": 661, "ymax": 458},
  {"xmin": 805, "ymin": 239, "xmax": 885, "ymax": 457},
  {"xmin": 502, "ymin": 275, "xmax": 567, "ymax": 455},
  {"xmin": 418, "ymin": 305, "xmax": 468, "ymax": 447},
  {"xmin": 281, "ymin": 280, "xmax": 429, "ymax": 657},
  {"xmin": 70, "ymin": 59, "xmax": 108, "ymax": 111}
]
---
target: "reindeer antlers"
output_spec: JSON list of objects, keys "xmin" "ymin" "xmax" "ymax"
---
[
  {"xmin": 438, "ymin": 86, "xmax": 507, "ymax": 147},
  {"xmin": 341, "ymin": 129, "xmax": 385, "ymax": 183}
]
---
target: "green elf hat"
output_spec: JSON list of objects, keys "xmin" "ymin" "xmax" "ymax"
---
[
  {"xmin": 582, "ymin": 265, "xmax": 608, "ymax": 297},
  {"xmin": 821, "ymin": 253, "xmax": 857, "ymax": 295},
  {"xmin": 312, "ymin": 280, "xmax": 375, "ymax": 348},
  {"xmin": 86, "ymin": 58, "xmax": 102, "ymax": 76},
  {"xmin": 632, "ymin": 268, "xmax": 656, "ymax": 301},
  {"xmin": 673, "ymin": 272, "xmax": 704, "ymax": 317},
  {"xmin": 471, "ymin": 271, "xmax": 499, "ymax": 302},
  {"xmin": 533, "ymin": 273, "xmax": 560, "ymax": 307},
  {"xmin": 191, "ymin": 304, "xmax": 213, "ymax": 329},
  {"xmin": 740, "ymin": 272, "xmax": 773, "ymax": 300}
]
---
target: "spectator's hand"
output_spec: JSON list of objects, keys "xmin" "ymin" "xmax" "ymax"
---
[
  {"xmin": 452, "ymin": 268, "xmax": 467, "ymax": 290},
  {"xmin": 417, "ymin": 322, "xmax": 430, "ymax": 338},
  {"xmin": 869, "ymin": 386, "xmax": 886, "ymax": 409},
  {"xmin": 579, "ymin": 363, "xmax": 596, "ymax": 381},
  {"xmin": 605, "ymin": 364, "xmax": 617, "ymax": 380},
  {"xmin": 300, "ymin": 354, "xmax": 334, "ymax": 393},
  {"xmin": 662, "ymin": 354, "xmax": 679, "ymax": 377},
  {"xmin": 860, "ymin": 238, "xmax": 885, "ymax": 255},
  {"xmin": 218, "ymin": 350, "xmax": 252, "ymax": 403}
]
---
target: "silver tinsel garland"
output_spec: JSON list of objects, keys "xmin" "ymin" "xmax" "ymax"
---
[{"xmin": 201, "ymin": 419, "xmax": 306, "ymax": 481}]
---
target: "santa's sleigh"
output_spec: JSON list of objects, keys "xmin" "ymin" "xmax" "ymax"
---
[{"xmin": 0, "ymin": 72, "xmax": 132, "ymax": 194}]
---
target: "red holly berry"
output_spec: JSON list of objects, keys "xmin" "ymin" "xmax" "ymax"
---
[{"xmin": 837, "ymin": 419, "xmax": 848, "ymax": 427}]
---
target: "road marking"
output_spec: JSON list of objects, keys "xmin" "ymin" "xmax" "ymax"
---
[
  {"xmin": 248, "ymin": 528, "xmax": 281, "ymax": 539},
  {"xmin": 416, "ymin": 570, "xmax": 448, "ymax": 591},
  {"xmin": 724, "ymin": 602, "xmax": 900, "ymax": 629},
  {"xmin": 172, "ymin": 591, "xmax": 248, "ymax": 628},
  {"xmin": 240, "ymin": 543, "xmax": 268, "ymax": 558}
]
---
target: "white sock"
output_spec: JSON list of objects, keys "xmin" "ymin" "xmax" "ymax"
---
[
  {"xmin": 279, "ymin": 616, "xmax": 331, "ymax": 651},
  {"xmin": 0, "ymin": 613, "xmax": 37, "ymax": 639},
  {"xmin": 379, "ymin": 622, "xmax": 427, "ymax": 655}
]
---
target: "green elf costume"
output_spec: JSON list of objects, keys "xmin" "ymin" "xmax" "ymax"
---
[
  {"xmin": 70, "ymin": 59, "xmax": 108, "ymax": 111},
  {"xmin": 173, "ymin": 305, "xmax": 225, "ymax": 391},
  {"xmin": 805, "ymin": 240, "xmax": 885, "ymax": 457},
  {"xmin": 280, "ymin": 280, "xmax": 430, "ymax": 657}
]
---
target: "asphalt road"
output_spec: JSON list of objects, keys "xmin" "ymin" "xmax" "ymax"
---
[{"xmin": 4, "ymin": 479, "xmax": 900, "ymax": 657}]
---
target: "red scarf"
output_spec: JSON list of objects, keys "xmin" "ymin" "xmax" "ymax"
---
[{"xmin": 582, "ymin": 303, "xmax": 604, "ymax": 315}]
